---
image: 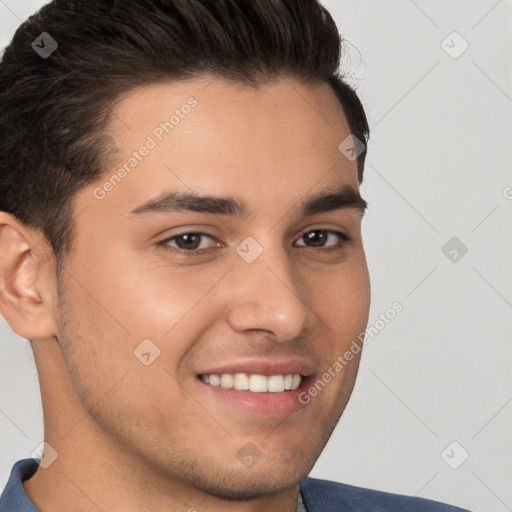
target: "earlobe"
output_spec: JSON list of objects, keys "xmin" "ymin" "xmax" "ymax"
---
[{"xmin": 0, "ymin": 212, "xmax": 58, "ymax": 341}]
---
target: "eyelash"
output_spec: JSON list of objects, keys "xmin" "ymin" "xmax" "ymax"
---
[{"xmin": 159, "ymin": 229, "xmax": 351, "ymax": 256}]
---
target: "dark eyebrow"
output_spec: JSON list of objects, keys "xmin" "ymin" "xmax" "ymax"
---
[
  {"xmin": 129, "ymin": 183, "xmax": 367, "ymax": 218},
  {"xmin": 299, "ymin": 184, "xmax": 367, "ymax": 217}
]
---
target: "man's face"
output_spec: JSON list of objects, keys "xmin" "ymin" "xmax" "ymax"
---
[{"xmin": 52, "ymin": 76, "xmax": 370, "ymax": 499}]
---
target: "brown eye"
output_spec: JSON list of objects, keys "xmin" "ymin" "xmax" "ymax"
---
[
  {"xmin": 160, "ymin": 232, "xmax": 218, "ymax": 254},
  {"xmin": 294, "ymin": 230, "xmax": 350, "ymax": 249}
]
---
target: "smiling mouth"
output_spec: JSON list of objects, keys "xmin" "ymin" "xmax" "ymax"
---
[{"xmin": 198, "ymin": 373, "xmax": 303, "ymax": 392}]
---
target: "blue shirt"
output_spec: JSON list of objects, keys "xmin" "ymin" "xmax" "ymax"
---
[{"xmin": 0, "ymin": 459, "xmax": 471, "ymax": 512}]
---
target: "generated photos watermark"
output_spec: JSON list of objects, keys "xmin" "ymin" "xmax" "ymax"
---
[
  {"xmin": 93, "ymin": 97, "xmax": 198, "ymax": 200},
  {"xmin": 298, "ymin": 301, "xmax": 403, "ymax": 405}
]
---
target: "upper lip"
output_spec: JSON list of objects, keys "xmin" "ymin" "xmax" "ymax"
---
[{"xmin": 196, "ymin": 359, "xmax": 316, "ymax": 377}]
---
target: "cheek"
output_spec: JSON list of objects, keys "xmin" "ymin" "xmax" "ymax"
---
[
  {"xmin": 55, "ymin": 271, "xmax": 203, "ymax": 433},
  {"xmin": 73, "ymin": 241, "xmax": 230, "ymax": 340},
  {"xmin": 120, "ymin": 260, "xmax": 233, "ymax": 342},
  {"xmin": 303, "ymin": 253, "xmax": 371, "ymax": 336}
]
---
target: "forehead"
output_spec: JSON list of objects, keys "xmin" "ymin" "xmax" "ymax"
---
[
  {"xmin": 78, "ymin": 76, "xmax": 360, "ymax": 225},
  {"xmin": 111, "ymin": 75, "xmax": 350, "ymax": 133}
]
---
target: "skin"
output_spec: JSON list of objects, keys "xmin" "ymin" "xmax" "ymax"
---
[{"xmin": 0, "ymin": 76, "xmax": 371, "ymax": 512}]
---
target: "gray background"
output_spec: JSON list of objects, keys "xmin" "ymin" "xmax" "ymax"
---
[{"xmin": 1, "ymin": 1, "xmax": 511, "ymax": 511}]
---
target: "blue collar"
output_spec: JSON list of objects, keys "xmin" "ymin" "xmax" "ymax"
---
[{"xmin": 0, "ymin": 459, "xmax": 39, "ymax": 511}]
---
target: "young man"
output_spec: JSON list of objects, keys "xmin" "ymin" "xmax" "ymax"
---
[{"xmin": 0, "ymin": 1, "xmax": 470, "ymax": 511}]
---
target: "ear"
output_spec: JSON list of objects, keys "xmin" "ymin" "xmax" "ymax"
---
[{"xmin": 0, "ymin": 212, "xmax": 59, "ymax": 340}]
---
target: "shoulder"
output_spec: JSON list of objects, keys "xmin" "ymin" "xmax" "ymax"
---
[{"xmin": 299, "ymin": 476, "xmax": 471, "ymax": 512}]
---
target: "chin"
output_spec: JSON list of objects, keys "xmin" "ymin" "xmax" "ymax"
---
[{"xmin": 191, "ymin": 469, "xmax": 305, "ymax": 501}]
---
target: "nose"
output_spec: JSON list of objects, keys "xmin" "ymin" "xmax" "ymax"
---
[{"xmin": 225, "ymin": 242, "xmax": 310, "ymax": 343}]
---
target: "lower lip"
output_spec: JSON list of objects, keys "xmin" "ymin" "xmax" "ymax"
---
[{"xmin": 195, "ymin": 376, "xmax": 314, "ymax": 418}]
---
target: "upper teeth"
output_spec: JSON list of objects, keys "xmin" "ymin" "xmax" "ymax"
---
[{"xmin": 200, "ymin": 373, "xmax": 302, "ymax": 392}]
